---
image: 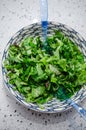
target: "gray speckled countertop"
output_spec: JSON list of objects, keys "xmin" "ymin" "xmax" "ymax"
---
[{"xmin": 0, "ymin": 0, "xmax": 86, "ymax": 130}]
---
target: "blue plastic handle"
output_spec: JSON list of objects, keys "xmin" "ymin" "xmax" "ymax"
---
[
  {"xmin": 40, "ymin": 0, "xmax": 48, "ymax": 45},
  {"xmin": 40, "ymin": 0, "xmax": 48, "ymax": 22},
  {"xmin": 67, "ymin": 99, "xmax": 86, "ymax": 121}
]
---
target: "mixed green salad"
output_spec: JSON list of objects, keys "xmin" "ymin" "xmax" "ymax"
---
[{"xmin": 4, "ymin": 30, "xmax": 86, "ymax": 104}]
